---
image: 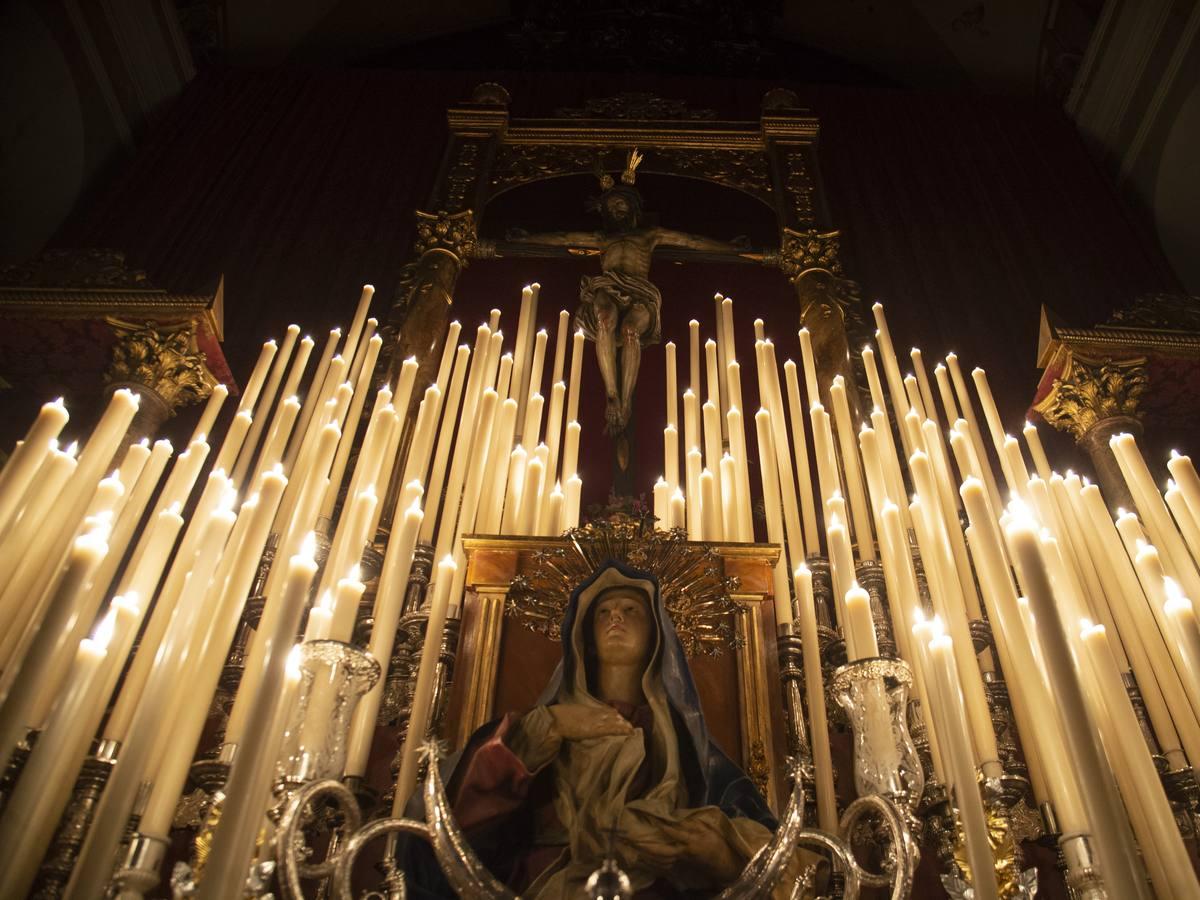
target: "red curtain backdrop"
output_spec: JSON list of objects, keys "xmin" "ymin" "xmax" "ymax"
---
[{"xmin": 52, "ymin": 67, "xmax": 1179, "ymax": 484}]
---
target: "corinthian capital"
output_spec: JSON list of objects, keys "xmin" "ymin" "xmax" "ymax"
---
[
  {"xmin": 1033, "ymin": 353, "xmax": 1148, "ymax": 441},
  {"xmin": 105, "ymin": 319, "xmax": 215, "ymax": 414},
  {"xmin": 412, "ymin": 209, "xmax": 478, "ymax": 262},
  {"xmin": 773, "ymin": 227, "xmax": 843, "ymax": 280}
]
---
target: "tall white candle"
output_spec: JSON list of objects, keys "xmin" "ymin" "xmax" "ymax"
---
[
  {"xmin": 500, "ymin": 446, "xmax": 528, "ymax": 535},
  {"xmin": 420, "ymin": 344, "xmax": 471, "ymax": 543},
  {"xmin": 685, "ymin": 448, "xmax": 703, "ymax": 541},
  {"xmin": 783, "ymin": 362, "xmax": 819, "ymax": 554},
  {"xmin": 551, "ymin": 309, "xmax": 570, "ymax": 386},
  {"xmin": 665, "ymin": 341, "xmax": 679, "ymax": 430},
  {"xmin": 566, "ymin": 329, "xmax": 585, "ymax": 425},
  {"xmin": 688, "ymin": 319, "xmax": 701, "ymax": 395},
  {"xmin": 0, "ymin": 398, "xmax": 69, "ymax": 536},
  {"xmin": 830, "ymin": 376, "xmax": 875, "ymax": 559},
  {"xmin": 395, "ymin": 555, "xmax": 458, "ymax": 809},
  {"xmin": 564, "ymin": 474, "xmax": 583, "ymax": 528},
  {"xmin": 753, "ymin": 410, "xmax": 792, "ymax": 625},
  {"xmin": 236, "ymin": 339, "xmax": 279, "ymax": 415}
]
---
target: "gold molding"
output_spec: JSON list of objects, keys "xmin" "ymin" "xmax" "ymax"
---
[
  {"xmin": 1032, "ymin": 351, "xmax": 1148, "ymax": 441},
  {"xmin": 733, "ymin": 597, "xmax": 778, "ymax": 812},
  {"xmin": 455, "ymin": 591, "xmax": 507, "ymax": 748},
  {"xmin": 1036, "ymin": 303, "xmax": 1200, "ymax": 367},
  {"xmin": 105, "ymin": 318, "xmax": 216, "ymax": 412}
]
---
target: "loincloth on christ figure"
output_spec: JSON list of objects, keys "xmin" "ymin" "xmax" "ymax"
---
[{"xmin": 577, "ymin": 271, "xmax": 663, "ymax": 348}]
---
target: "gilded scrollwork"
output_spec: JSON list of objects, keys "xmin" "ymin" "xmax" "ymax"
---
[
  {"xmin": 781, "ymin": 148, "xmax": 816, "ymax": 227},
  {"xmin": 104, "ymin": 319, "xmax": 214, "ymax": 413},
  {"xmin": 489, "ymin": 144, "xmax": 610, "ymax": 196},
  {"xmin": 506, "ymin": 514, "xmax": 740, "ymax": 657},
  {"xmin": 554, "ymin": 93, "xmax": 717, "ymax": 120},
  {"xmin": 0, "ymin": 248, "xmax": 150, "ymax": 289},
  {"xmin": 652, "ymin": 148, "xmax": 773, "ymax": 208},
  {"xmin": 1033, "ymin": 353, "xmax": 1149, "ymax": 441},
  {"xmin": 1105, "ymin": 293, "xmax": 1200, "ymax": 332}
]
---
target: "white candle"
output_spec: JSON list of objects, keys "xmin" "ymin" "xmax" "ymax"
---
[
  {"xmin": 479, "ymin": 399, "xmax": 518, "ymax": 533},
  {"xmin": 669, "ymin": 488, "xmax": 685, "ymax": 532},
  {"xmin": 1169, "ymin": 450, "xmax": 1200, "ymax": 530},
  {"xmin": 725, "ymin": 407, "xmax": 754, "ymax": 542},
  {"xmin": 564, "ymin": 474, "xmax": 583, "ymax": 528},
  {"xmin": 653, "ymin": 477, "xmax": 669, "ymax": 529},
  {"xmin": 551, "ymin": 309, "xmax": 570, "ymax": 386},
  {"xmin": 688, "ymin": 319, "xmax": 701, "ymax": 394},
  {"xmin": 924, "ymin": 632, "xmax": 1000, "ymax": 900},
  {"xmin": 783, "ymin": 362, "xmax": 818, "ymax": 554},
  {"xmin": 510, "ymin": 288, "xmax": 534, "ymax": 415},
  {"xmin": 1005, "ymin": 518, "xmax": 1152, "ymax": 899},
  {"xmin": 395, "ymin": 555, "xmax": 458, "ymax": 809},
  {"xmin": 685, "ymin": 448, "xmax": 703, "ymax": 540},
  {"xmin": 566, "ymin": 329, "xmax": 585, "ymax": 425},
  {"xmin": 561, "ymin": 420, "xmax": 581, "ymax": 485},
  {"xmin": 682, "ymin": 389, "xmax": 700, "ymax": 465},
  {"xmin": 797, "ymin": 327, "xmax": 820, "ymax": 406},
  {"xmin": 843, "ymin": 583, "xmax": 878, "ymax": 660},
  {"xmin": 713, "ymin": 297, "xmax": 730, "ymax": 418},
  {"xmin": 232, "ymin": 325, "xmax": 300, "ymax": 485},
  {"xmin": 519, "ymin": 455, "xmax": 545, "ymax": 535},
  {"xmin": 525, "ymin": 329, "xmax": 548, "ymax": 414},
  {"xmin": 830, "ymin": 376, "xmax": 875, "ymax": 559},
  {"xmin": 340, "ymin": 285, "xmax": 375, "ymax": 376},
  {"xmin": 719, "ymin": 453, "xmax": 737, "ymax": 539},
  {"xmin": 663, "ymin": 424, "xmax": 680, "ymax": 499},
  {"xmin": 0, "ymin": 398, "xmax": 69, "ymax": 536},
  {"xmin": 700, "ymin": 469, "xmax": 720, "ymax": 541},
  {"xmin": 701, "ymin": 401, "xmax": 723, "ymax": 534},
  {"xmin": 346, "ymin": 498, "xmax": 424, "ymax": 776},
  {"xmin": 1080, "ymin": 622, "xmax": 1200, "ymax": 899},
  {"xmin": 500, "ymin": 446, "xmax": 527, "ymax": 535},
  {"xmin": 543, "ymin": 381, "xmax": 566, "ymax": 491},
  {"xmin": 665, "ymin": 341, "xmax": 678, "ymax": 429},
  {"xmin": 0, "ymin": 601, "xmax": 135, "ymax": 898},
  {"xmin": 236, "ymin": 339, "xmax": 278, "ymax": 415},
  {"xmin": 420, "ymin": 345, "xmax": 471, "ymax": 543},
  {"xmin": 522, "ymin": 392, "xmax": 545, "ymax": 450},
  {"xmin": 753, "ymin": 410, "xmax": 792, "ymax": 625},
  {"xmin": 285, "ymin": 327, "xmax": 340, "ymax": 470},
  {"xmin": 1022, "ymin": 420, "xmax": 1052, "ymax": 480}
]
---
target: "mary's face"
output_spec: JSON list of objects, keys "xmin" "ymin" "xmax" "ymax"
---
[{"xmin": 593, "ymin": 591, "xmax": 653, "ymax": 668}]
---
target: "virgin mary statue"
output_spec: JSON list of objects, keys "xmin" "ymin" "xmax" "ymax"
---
[{"xmin": 403, "ymin": 561, "xmax": 795, "ymax": 897}]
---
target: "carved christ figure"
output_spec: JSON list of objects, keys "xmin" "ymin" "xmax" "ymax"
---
[{"xmin": 507, "ymin": 151, "xmax": 751, "ymax": 435}]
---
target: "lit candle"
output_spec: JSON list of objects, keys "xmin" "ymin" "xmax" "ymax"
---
[
  {"xmin": 1166, "ymin": 480, "xmax": 1200, "ymax": 562},
  {"xmin": 910, "ymin": 348, "xmax": 939, "ymax": 428},
  {"xmin": 960, "ymin": 478, "xmax": 1087, "ymax": 828},
  {"xmin": 946, "ymin": 354, "xmax": 1002, "ymax": 509},
  {"xmin": 701, "ymin": 401, "xmax": 723, "ymax": 536},
  {"xmin": 797, "ymin": 327, "xmax": 820, "ymax": 406},
  {"xmin": 1169, "ymin": 450, "xmax": 1200, "ymax": 529},
  {"xmin": 685, "ymin": 448, "xmax": 703, "ymax": 540},
  {"xmin": 551, "ymin": 309, "xmax": 570, "ymax": 386},
  {"xmin": 518, "ymin": 454, "xmax": 544, "ymax": 536},
  {"xmin": 1113, "ymin": 433, "xmax": 1200, "ymax": 603},
  {"xmin": 479, "ymin": 400, "xmax": 517, "ymax": 533},
  {"xmin": 564, "ymin": 474, "xmax": 583, "ymax": 529},
  {"xmin": 1163, "ymin": 577, "xmax": 1200, "ymax": 722},
  {"xmin": 522, "ymin": 392, "xmax": 545, "ymax": 450},
  {"xmin": 286, "ymin": 326, "xmax": 340, "ymax": 469},
  {"xmin": 932, "ymin": 362, "xmax": 959, "ymax": 423},
  {"xmin": 500, "ymin": 446, "xmax": 527, "ymax": 535},
  {"xmin": 669, "ymin": 488, "xmax": 686, "ymax": 532},
  {"xmin": 236, "ymin": 339, "xmax": 279, "ymax": 415},
  {"xmin": 830, "ymin": 376, "xmax": 875, "ymax": 559},
  {"xmin": 704, "ymin": 338, "xmax": 721, "ymax": 413},
  {"xmin": 561, "ymin": 420, "xmax": 581, "ymax": 485},
  {"xmin": 0, "ymin": 398, "xmax": 69, "ymax": 536},
  {"xmin": 713, "ymin": 298, "xmax": 730, "ymax": 416},
  {"xmin": 232, "ymin": 325, "xmax": 300, "ymax": 485},
  {"xmin": 399, "ymin": 385, "xmax": 442, "ymax": 490},
  {"xmin": 566, "ymin": 329, "xmax": 585, "ymax": 425},
  {"xmin": 395, "ymin": 555, "xmax": 458, "ymax": 809},
  {"xmin": 0, "ymin": 600, "xmax": 136, "ymax": 898},
  {"xmin": 213, "ymin": 408, "xmax": 253, "ymax": 475},
  {"xmin": 544, "ymin": 381, "xmax": 566, "ymax": 491},
  {"xmin": 0, "ymin": 528, "xmax": 109, "ymax": 772},
  {"xmin": 688, "ymin": 319, "xmax": 701, "ymax": 395},
  {"xmin": 341, "ymin": 285, "xmax": 376, "ymax": 377},
  {"xmin": 782, "ymin": 362, "xmax": 818, "ymax": 554},
  {"xmin": 758, "ymin": 341, "xmax": 804, "ymax": 572},
  {"xmin": 1080, "ymin": 621, "xmax": 1200, "ymax": 899},
  {"xmin": 510, "ymin": 288, "xmax": 534, "ymax": 416},
  {"xmin": 682, "ymin": 389, "xmax": 700, "ymax": 466},
  {"xmin": 809, "ymin": 403, "xmax": 841, "ymax": 512},
  {"xmin": 665, "ymin": 341, "xmax": 678, "ymax": 429},
  {"xmin": 719, "ymin": 453, "xmax": 737, "ymax": 539},
  {"xmin": 869, "ymin": 304, "xmax": 912, "ymax": 451},
  {"xmin": 725, "ymin": 407, "xmax": 753, "ymax": 541},
  {"xmin": 321, "ymin": 334, "xmax": 384, "ymax": 518},
  {"xmin": 346, "ymin": 497, "xmax": 424, "ymax": 776},
  {"xmin": 663, "ymin": 424, "xmax": 680, "ymax": 500},
  {"xmin": 923, "ymin": 632, "xmax": 1000, "ymax": 900},
  {"xmin": 525, "ymin": 328, "xmax": 548, "ymax": 417},
  {"xmin": 544, "ymin": 482, "xmax": 564, "ymax": 536},
  {"xmin": 1005, "ymin": 518, "xmax": 1153, "ymax": 899},
  {"xmin": 197, "ymin": 648, "xmax": 302, "ymax": 900},
  {"xmin": 843, "ymin": 583, "xmax": 878, "ymax": 660},
  {"xmin": 420, "ymin": 345, "xmax": 471, "ymax": 543},
  {"xmin": 653, "ymin": 477, "xmax": 669, "ymax": 529},
  {"xmin": 700, "ymin": 469, "xmax": 720, "ymax": 541},
  {"xmin": 753, "ymin": 410, "xmax": 792, "ymax": 625},
  {"xmin": 792, "ymin": 566, "xmax": 837, "ymax": 829}
]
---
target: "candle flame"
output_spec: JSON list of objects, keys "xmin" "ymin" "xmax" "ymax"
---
[
  {"xmin": 1164, "ymin": 577, "xmax": 1190, "ymax": 609},
  {"xmin": 346, "ymin": 564, "xmax": 362, "ymax": 583},
  {"xmin": 286, "ymin": 644, "xmax": 303, "ymax": 676},
  {"xmin": 65, "ymin": 441, "xmax": 79, "ymax": 458},
  {"xmin": 92, "ymin": 610, "xmax": 117, "ymax": 651},
  {"xmin": 300, "ymin": 532, "xmax": 318, "ymax": 560}
]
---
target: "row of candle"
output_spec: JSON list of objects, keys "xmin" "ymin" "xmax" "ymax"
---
[
  {"xmin": 0, "ymin": 280, "xmax": 593, "ymax": 898},
  {"xmin": 658, "ymin": 296, "xmax": 1200, "ymax": 897}
]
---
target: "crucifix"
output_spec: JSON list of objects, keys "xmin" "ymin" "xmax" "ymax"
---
[{"xmin": 505, "ymin": 150, "xmax": 756, "ymax": 491}]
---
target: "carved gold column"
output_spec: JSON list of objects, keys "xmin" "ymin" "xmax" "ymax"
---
[
  {"xmin": 385, "ymin": 211, "xmax": 480, "ymax": 396},
  {"xmin": 104, "ymin": 319, "xmax": 215, "ymax": 444},
  {"xmin": 1033, "ymin": 352, "xmax": 1148, "ymax": 511},
  {"xmin": 775, "ymin": 228, "xmax": 865, "ymax": 415}
]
